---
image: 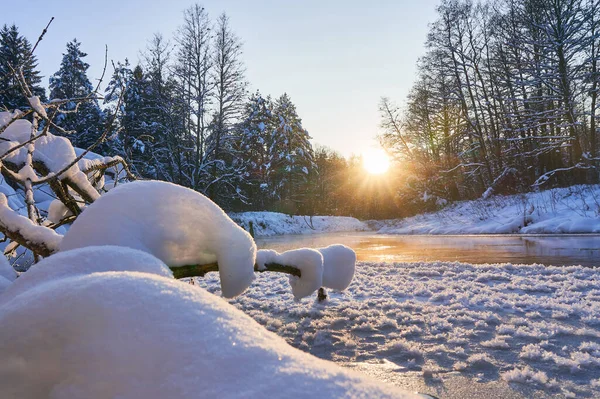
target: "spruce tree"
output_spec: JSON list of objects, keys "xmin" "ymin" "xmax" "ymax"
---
[
  {"xmin": 0, "ymin": 24, "xmax": 45, "ymax": 110},
  {"xmin": 269, "ymin": 93, "xmax": 315, "ymax": 212},
  {"xmin": 49, "ymin": 39, "xmax": 105, "ymax": 149},
  {"xmin": 236, "ymin": 92, "xmax": 274, "ymax": 209}
]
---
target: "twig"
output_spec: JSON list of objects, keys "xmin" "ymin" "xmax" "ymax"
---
[{"xmin": 30, "ymin": 17, "xmax": 54, "ymax": 56}]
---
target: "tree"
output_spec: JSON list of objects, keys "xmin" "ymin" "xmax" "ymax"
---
[
  {"xmin": 49, "ymin": 39, "xmax": 105, "ymax": 149},
  {"xmin": 235, "ymin": 92, "xmax": 274, "ymax": 209},
  {"xmin": 173, "ymin": 4, "xmax": 214, "ymax": 190},
  {"xmin": 206, "ymin": 13, "xmax": 247, "ymax": 203},
  {"xmin": 0, "ymin": 24, "xmax": 45, "ymax": 111},
  {"xmin": 269, "ymin": 93, "xmax": 315, "ymax": 213}
]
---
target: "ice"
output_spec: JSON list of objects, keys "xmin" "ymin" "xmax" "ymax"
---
[
  {"xmin": 61, "ymin": 181, "xmax": 257, "ymax": 298},
  {"xmin": 196, "ymin": 260, "xmax": 600, "ymax": 397},
  {"xmin": 319, "ymin": 244, "xmax": 356, "ymax": 291},
  {"xmin": 0, "ymin": 246, "xmax": 416, "ymax": 399}
]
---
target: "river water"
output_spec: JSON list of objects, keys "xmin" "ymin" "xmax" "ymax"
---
[{"xmin": 256, "ymin": 232, "xmax": 600, "ymax": 267}]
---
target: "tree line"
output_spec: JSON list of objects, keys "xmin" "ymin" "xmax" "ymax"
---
[
  {"xmin": 0, "ymin": 6, "xmax": 339, "ymax": 215},
  {"xmin": 381, "ymin": 0, "xmax": 600, "ymax": 211}
]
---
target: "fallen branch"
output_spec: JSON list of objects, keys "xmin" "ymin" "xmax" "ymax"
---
[{"xmin": 170, "ymin": 262, "xmax": 301, "ymax": 279}]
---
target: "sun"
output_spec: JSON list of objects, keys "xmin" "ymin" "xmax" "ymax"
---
[{"xmin": 362, "ymin": 149, "xmax": 391, "ymax": 175}]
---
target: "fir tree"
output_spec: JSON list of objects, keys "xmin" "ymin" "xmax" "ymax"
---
[
  {"xmin": 49, "ymin": 39, "xmax": 105, "ymax": 149},
  {"xmin": 235, "ymin": 92, "xmax": 274, "ymax": 209},
  {"xmin": 269, "ymin": 93, "xmax": 315, "ymax": 212},
  {"xmin": 0, "ymin": 24, "xmax": 45, "ymax": 111}
]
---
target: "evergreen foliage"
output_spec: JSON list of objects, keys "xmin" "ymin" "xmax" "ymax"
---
[
  {"xmin": 49, "ymin": 39, "xmax": 105, "ymax": 149},
  {"xmin": 0, "ymin": 24, "xmax": 45, "ymax": 110}
]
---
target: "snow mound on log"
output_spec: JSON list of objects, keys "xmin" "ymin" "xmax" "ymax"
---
[{"xmin": 60, "ymin": 181, "xmax": 256, "ymax": 298}]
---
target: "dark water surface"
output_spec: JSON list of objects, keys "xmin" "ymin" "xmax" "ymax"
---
[{"xmin": 256, "ymin": 232, "xmax": 600, "ymax": 267}]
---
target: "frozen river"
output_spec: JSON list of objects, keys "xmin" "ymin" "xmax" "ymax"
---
[{"xmin": 256, "ymin": 232, "xmax": 600, "ymax": 267}]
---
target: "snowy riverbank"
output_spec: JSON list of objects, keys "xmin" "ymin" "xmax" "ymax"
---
[
  {"xmin": 198, "ymin": 260, "xmax": 600, "ymax": 398},
  {"xmin": 376, "ymin": 185, "xmax": 600, "ymax": 235},
  {"xmin": 230, "ymin": 211, "xmax": 369, "ymax": 237}
]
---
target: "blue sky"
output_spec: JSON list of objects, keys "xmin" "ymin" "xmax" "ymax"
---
[{"xmin": 4, "ymin": 0, "xmax": 439, "ymax": 157}]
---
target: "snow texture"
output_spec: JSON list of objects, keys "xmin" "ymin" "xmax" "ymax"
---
[
  {"xmin": 0, "ymin": 193, "xmax": 63, "ymax": 253},
  {"xmin": 376, "ymin": 184, "xmax": 600, "ymax": 235},
  {"xmin": 231, "ymin": 211, "xmax": 369, "ymax": 237},
  {"xmin": 197, "ymin": 260, "xmax": 600, "ymax": 398},
  {"xmin": 255, "ymin": 245, "xmax": 356, "ymax": 299},
  {"xmin": 319, "ymin": 244, "xmax": 356, "ymax": 291},
  {"xmin": 256, "ymin": 248, "xmax": 323, "ymax": 299},
  {"xmin": 61, "ymin": 181, "xmax": 257, "ymax": 298},
  {"xmin": 0, "ymin": 255, "xmax": 16, "ymax": 293},
  {"xmin": 27, "ymin": 96, "xmax": 47, "ymax": 118},
  {"xmin": 0, "ymin": 246, "xmax": 416, "ymax": 399}
]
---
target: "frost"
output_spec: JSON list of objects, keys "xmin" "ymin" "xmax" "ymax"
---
[{"xmin": 502, "ymin": 366, "xmax": 556, "ymax": 388}]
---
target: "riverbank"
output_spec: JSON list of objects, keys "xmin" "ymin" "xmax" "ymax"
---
[
  {"xmin": 197, "ymin": 260, "xmax": 600, "ymax": 398},
  {"xmin": 230, "ymin": 211, "xmax": 369, "ymax": 237},
  {"xmin": 375, "ymin": 184, "xmax": 600, "ymax": 235}
]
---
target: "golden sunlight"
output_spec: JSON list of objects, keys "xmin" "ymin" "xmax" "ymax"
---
[{"xmin": 362, "ymin": 149, "xmax": 390, "ymax": 175}]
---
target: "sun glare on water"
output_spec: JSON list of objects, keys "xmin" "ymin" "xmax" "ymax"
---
[{"xmin": 362, "ymin": 149, "xmax": 390, "ymax": 175}]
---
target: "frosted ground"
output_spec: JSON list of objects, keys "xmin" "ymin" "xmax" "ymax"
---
[{"xmin": 198, "ymin": 261, "xmax": 600, "ymax": 398}]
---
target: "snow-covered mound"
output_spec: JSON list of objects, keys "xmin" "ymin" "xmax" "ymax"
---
[
  {"xmin": 377, "ymin": 184, "xmax": 600, "ymax": 234},
  {"xmin": 0, "ymin": 246, "xmax": 417, "ymax": 399},
  {"xmin": 199, "ymin": 260, "xmax": 600, "ymax": 398},
  {"xmin": 231, "ymin": 211, "xmax": 370, "ymax": 236},
  {"xmin": 61, "ymin": 181, "xmax": 257, "ymax": 298}
]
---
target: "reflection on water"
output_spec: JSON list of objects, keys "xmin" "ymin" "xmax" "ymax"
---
[{"xmin": 256, "ymin": 233, "xmax": 600, "ymax": 267}]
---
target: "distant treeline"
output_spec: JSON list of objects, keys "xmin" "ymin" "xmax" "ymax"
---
[{"xmin": 380, "ymin": 0, "xmax": 600, "ymax": 213}]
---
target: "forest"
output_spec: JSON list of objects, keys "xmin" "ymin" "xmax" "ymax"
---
[
  {"xmin": 381, "ymin": 0, "xmax": 600, "ymax": 214},
  {"xmin": 1, "ymin": 0, "xmax": 599, "ymax": 220}
]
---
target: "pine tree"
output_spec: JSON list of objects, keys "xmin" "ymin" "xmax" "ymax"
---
[
  {"xmin": 0, "ymin": 24, "xmax": 45, "ymax": 111},
  {"xmin": 236, "ymin": 92, "xmax": 274, "ymax": 209},
  {"xmin": 269, "ymin": 93, "xmax": 315, "ymax": 212},
  {"xmin": 49, "ymin": 39, "xmax": 105, "ymax": 149}
]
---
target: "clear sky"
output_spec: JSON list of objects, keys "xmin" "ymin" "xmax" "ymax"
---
[{"xmin": 3, "ymin": 0, "xmax": 439, "ymax": 157}]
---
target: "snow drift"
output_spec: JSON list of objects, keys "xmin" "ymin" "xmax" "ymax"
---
[{"xmin": 0, "ymin": 246, "xmax": 416, "ymax": 399}]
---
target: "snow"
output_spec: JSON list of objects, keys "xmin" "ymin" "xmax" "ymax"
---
[
  {"xmin": 231, "ymin": 211, "xmax": 369, "ymax": 237},
  {"xmin": 61, "ymin": 181, "xmax": 257, "ymax": 298},
  {"xmin": 376, "ymin": 184, "xmax": 600, "ymax": 235},
  {"xmin": 197, "ymin": 260, "xmax": 600, "ymax": 398},
  {"xmin": 27, "ymin": 96, "xmax": 47, "ymax": 118},
  {"xmin": 0, "ymin": 255, "xmax": 16, "ymax": 288},
  {"xmin": 0, "ymin": 193, "xmax": 63, "ymax": 253},
  {"xmin": 0, "ymin": 246, "xmax": 416, "ymax": 399},
  {"xmin": 257, "ymin": 248, "xmax": 323, "ymax": 299},
  {"xmin": 255, "ymin": 245, "xmax": 356, "ymax": 299},
  {"xmin": 319, "ymin": 244, "xmax": 356, "ymax": 291}
]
